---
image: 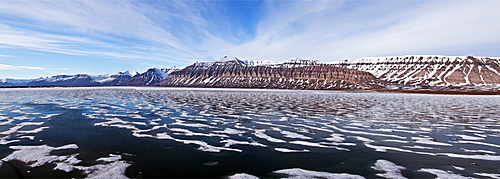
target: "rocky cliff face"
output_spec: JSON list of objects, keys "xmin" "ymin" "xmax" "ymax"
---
[
  {"xmin": 157, "ymin": 59, "xmax": 385, "ymax": 90},
  {"xmin": 335, "ymin": 55, "xmax": 500, "ymax": 87}
]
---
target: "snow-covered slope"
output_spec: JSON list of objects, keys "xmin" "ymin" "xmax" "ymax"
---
[
  {"xmin": 335, "ymin": 55, "xmax": 500, "ymax": 87},
  {"xmin": 91, "ymin": 71, "xmax": 139, "ymax": 85},
  {"xmin": 27, "ymin": 74, "xmax": 98, "ymax": 86},
  {"xmin": 119, "ymin": 67, "xmax": 182, "ymax": 86},
  {"xmin": 0, "ymin": 66, "xmax": 183, "ymax": 87},
  {"xmin": 201, "ymin": 56, "xmax": 318, "ymax": 68},
  {"xmin": 0, "ymin": 78, "xmax": 34, "ymax": 86}
]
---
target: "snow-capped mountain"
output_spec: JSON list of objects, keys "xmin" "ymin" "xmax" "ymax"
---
[
  {"xmin": 27, "ymin": 74, "xmax": 98, "ymax": 86},
  {"xmin": 202, "ymin": 56, "xmax": 318, "ymax": 68},
  {"xmin": 210, "ymin": 56, "xmax": 320, "ymax": 68},
  {"xmin": 2, "ymin": 55, "xmax": 499, "ymax": 94},
  {"xmin": 91, "ymin": 71, "xmax": 139, "ymax": 86},
  {"xmin": 1, "ymin": 68, "xmax": 176, "ymax": 87},
  {"xmin": 0, "ymin": 78, "xmax": 34, "ymax": 86},
  {"xmin": 119, "ymin": 67, "xmax": 182, "ymax": 86},
  {"xmin": 335, "ymin": 55, "xmax": 500, "ymax": 87}
]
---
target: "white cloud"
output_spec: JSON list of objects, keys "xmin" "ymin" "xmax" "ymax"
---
[
  {"xmin": 0, "ymin": 1, "xmax": 224, "ymax": 62},
  {"xmin": 226, "ymin": 1, "xmax": 500, "ymax": 61},
  {"xmin": 0, "ymin": 0, "xmax": 499, "ymax": 65},
  {"xmin": 0, "ymin": 1, "xmax": 182, "ymax": 48},
  {"xmin": 0, "ymin": 64, "xmax": 45, "ymax": 70}
]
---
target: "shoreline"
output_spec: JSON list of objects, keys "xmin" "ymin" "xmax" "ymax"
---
[{"xmin": 1, "ymin": 85, "xmax": 499, "ymax": 95}]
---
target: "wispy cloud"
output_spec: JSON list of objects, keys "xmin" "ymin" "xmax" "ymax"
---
[
  {"xmin": 0, "ymin": 0, "xmax": 231, "ymax": 62},
  {"xmin": 0, "ymin": 0, "xmax": 499, "ymax": 68},
  {"xmin": 0, "ymin": 64, "xmax": 45, "ymax": 70},
  {"xmin": 227, "ymin": 1, "xmax": 500, "ymax": 60}
]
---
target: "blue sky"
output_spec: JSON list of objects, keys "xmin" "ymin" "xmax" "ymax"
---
[{"xmin": 1, "ymin": 0, "xmax": 500, "ymax": 79}]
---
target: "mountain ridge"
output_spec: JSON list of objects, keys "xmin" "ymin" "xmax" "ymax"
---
[{"xmin": 2, "ymin": 55, "xmax": 500, "ymax": 94}]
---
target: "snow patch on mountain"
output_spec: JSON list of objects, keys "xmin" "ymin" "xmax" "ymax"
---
[
  {"xmin": 335, "ymin": 55, "xmax": 500, "ymax": 87},
  {"xmin": 0, "ymin": 78, "xmax": 34, "ymax": 86}
]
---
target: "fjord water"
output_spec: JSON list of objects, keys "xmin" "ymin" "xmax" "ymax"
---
[{"xmin": 0, "ymin": 87, "xmax": 499, "ymax": 178}]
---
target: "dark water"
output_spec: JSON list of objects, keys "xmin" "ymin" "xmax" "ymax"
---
[{"xmin": 0, "ymin": 87, "xmax": 499, "ymax": 178}]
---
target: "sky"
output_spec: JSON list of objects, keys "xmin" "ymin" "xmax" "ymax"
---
[{"xmin": 1, "ymin": 0, "xmax": 500, "ymax": 79}]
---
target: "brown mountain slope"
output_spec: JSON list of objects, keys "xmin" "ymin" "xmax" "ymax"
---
[{"xmin": 156, "ymin": 60, "xmax": 385, "ymax": 90}]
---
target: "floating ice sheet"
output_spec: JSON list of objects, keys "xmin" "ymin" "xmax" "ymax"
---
[
  {"xmin": 273, "ymin": 168, "xmax": 365, "ymax": 179},
  {"xmin": 228, "ymin": 173, "xmax": 259, "ymax": 179},
  {"xmin": 418, "ymin": 168, "xmax": 472, "ymax": 179},
  {"xmin": 372, "ymin": 159, "xmax": 407, "ymax": 179}
]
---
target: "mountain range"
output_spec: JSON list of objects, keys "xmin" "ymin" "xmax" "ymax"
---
[
  {"xmin": 2, "ymin": 55, "xmax": 500, "ymax": 94},
  {"xmin": 1, "ymin": 67, "xmax": 180, "ymax": 87}
]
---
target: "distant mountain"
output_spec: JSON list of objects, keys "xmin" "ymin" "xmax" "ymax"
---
[
  {"xmin": 156, "ymin": 57, "xmax": 385, "ymax": 90},
  {"xmin": 2, "ymin": 55, "xmax": 499, "ymax": 94},
  {"xmin": 2, "ymin": 68, "xmax": 177, "ymax": 87},
  {"xmin": 91, "ymin": 71, "xmax": 139, "ymax": 86},
  {"xmin": 27, "ymin": 74, "xmax": 98, "ymax": 86},
  {"xmin": 119, "ymin": 67, "xmax": 181, "ymax": 86},
  {"xmin": 0, "ymin": 78, "xmax": 34, "ymax": 87}
]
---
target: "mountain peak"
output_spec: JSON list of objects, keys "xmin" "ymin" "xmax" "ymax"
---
[{"xmin": 215, "ymin": 56, "xmax": 243, "ymax": 63}]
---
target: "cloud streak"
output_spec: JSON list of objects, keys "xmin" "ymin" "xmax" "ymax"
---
[
  {"xmin": 227, "ymin": 1, "xmax": 500, "ymax": 60},
  {"xmin": 0, "ymin": 0, "xmax": 232, "ymax": 62},
  {"xmin": 0, "ymin": 64, "xmax": 45, "ymax": 70},
  {"xmin": 0, "ymin": 0, "xmax": 499, "ymax": 77}
]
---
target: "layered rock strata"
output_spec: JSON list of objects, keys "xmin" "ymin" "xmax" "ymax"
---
[{"xmin": 157, "ymin": 60, "xmax": 384, "ymax": 90}]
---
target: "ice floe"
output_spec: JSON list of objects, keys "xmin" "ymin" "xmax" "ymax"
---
[
  {"xmin": 290, "ymin": 141, "xmax": 349, "ymax": 151},
  {"xmin": 474, "ymin": 173, "xmax": 500, "ymax": 179},
  {"xmin": 75, "ymin": 154, "xmax": 130, "ymax": 179},
  {"xmin": 2, "ymin": 144, "xmax": 79, "ymax": 167},
  {"xmin": 19, "ymin": 126, "xmax": 50, "ymax": 134},
  {"xmin": 275, "ymin": 148, "xmax": 310, "ymax": 153},
  {"xmin": 454, "ymin": 134, "xmax": 485, "ymax": 141},
  {"xmin": 411, "ymin": 137, "xmax": 453, "ymax": 146},
  {"xmin": 280, "ymin": 130, "xmax": 312, "ymax": 139},
  {"xmin": 273, "ymin": 168, "xmax": 365, "ymax": 179},
  {"xmin": 254, "ymin": 129, "xmax": 286, "ymax": 143},
  {"xmin": 228, "ymin": 173, "xmax": 260, "ymax": 179},
  {"xmin": 418, "ymin": 168, "xmax": 473, "ymax": 179},
  {"xmin": 372, "ymin": 159, "xmax": 407, "ymax": 179},
  {"xmin": 221, "ymin": 139, "xmax": 266, "ymax": 147},
  {"xmin": 214, "ymin": 128, "xmax": 246, "ymax": 135},
  {"xmin": 0, "ymin": 143, "xmax": 131, "ymax": 178}
]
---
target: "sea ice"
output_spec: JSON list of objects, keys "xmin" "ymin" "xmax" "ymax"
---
[
  {"xmin": 273, "ymin": 168, "xmax": 365, "ymax": 179},
  {"xmin": 325, "ymin": 133, "xmax": 345, "ymax": 142},
  {"xmin": 75, "ymin": 155, "xmax": 130, "ymax": 179},
  {"xmin": 372, "ymin": 159, "xmax": 407, "ymax": 179},
  {"xmin": 228, "ymin": 173, "xmax": 259, "ymax": 179},
  {"xmin": 418, "ymin": 168, "xmax": 473, "ymax": 179},
  {"xmin": 411, "ymin": 137, "xmax": 452, "ymax": 146},
  {"xmin": 221, "ymin": 139, "xmax": 266, "ymax": 147},
  {"xmin": 280, "ymin": 130, "xmax": 312, "ymax": 139},
  {"xmin": 19, "ymin": 126, "xmax": 50, "ymax": 134},
  {"xmin": 214, "ymin": 128, "xmax": 246, "ymax": 135},
  {"xmin": 275, "ymin": 148, "xmax": 310, "ymax": 153},
  {"xmin": 474, "ymin": 173, "xmax": 500, "ymax": 179},
  {"xmin": 454, "ymin": 134, "xmax": 484, "ymax": 141},
  {"xmin": 254, "ymin": 129, "xmax": 286, "ymax": 143},
  {"xmin": 2, "ymin": 144, "xmax": 79, "ymax": 167}
]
